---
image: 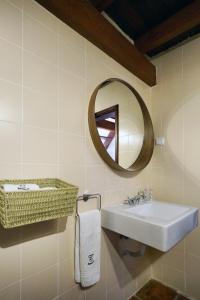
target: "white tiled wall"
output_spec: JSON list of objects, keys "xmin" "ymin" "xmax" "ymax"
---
[
  {"xmin": 0, "ymin": 1, "xmax": 152, "ymax": 300},
  {"xmin": 151, "ymin": 37, "xmax": 200, "ymax": 300}
]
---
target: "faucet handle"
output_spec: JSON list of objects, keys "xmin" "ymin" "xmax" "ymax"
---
[
  {"xmin": 124, "ymin": 196, "xmax": 138, "ymax": 206},
  {"xmin": 149, "ymin": 189, "xmax": 153, "ymax": 200},
  {"xmin": 143, "ymin": 188, "xmax": 152, "ymax": 201},
  {"xmin": 138, "ymin": 190, "xmax": 145, "ymax": 198}
]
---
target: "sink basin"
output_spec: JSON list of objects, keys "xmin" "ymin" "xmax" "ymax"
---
[{"xmin": 101, "ymin": 200, "xmax": 198, "ymax": 252}]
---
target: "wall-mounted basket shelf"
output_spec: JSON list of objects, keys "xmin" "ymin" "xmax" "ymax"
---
[{"xmin": 0, "ymin": 178, "xmax": 78, "ymax": 228}]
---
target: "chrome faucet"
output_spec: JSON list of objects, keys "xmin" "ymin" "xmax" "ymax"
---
[{"xmin": 124, "ymin": 189, "xmax": 152, "ymax": 206}]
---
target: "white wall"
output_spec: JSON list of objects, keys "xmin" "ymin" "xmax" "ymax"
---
[
  {"xmin": 0, "ymin": 1, "xmax": 152, "ymax": 300},
  {"xmin": 151, "ymin": 37, "xmax": 200, "ymax": 300}
]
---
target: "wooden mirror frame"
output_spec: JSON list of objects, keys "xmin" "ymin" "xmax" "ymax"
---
[{"xmin": 88, "ymin": 78, "xmax": 154, "ymax": 173}]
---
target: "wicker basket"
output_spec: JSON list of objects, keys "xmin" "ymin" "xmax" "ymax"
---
[{"xmin": 0, "ymin": 178, "xmax": 78, "ymax": 228}]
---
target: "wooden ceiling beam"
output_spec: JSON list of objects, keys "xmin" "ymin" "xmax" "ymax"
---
[
  {"xmin": 135, "ymin": 0, "xmax": 200, "ymax": 54},
  {"xmin": 96, "ymin": 120, "xmax": 115, "ymax": 131},
  {"xmin": 90, "ymin": 0, "xmax": 114, "ymax": 12},
  {"xmin": 35, "ymin": 0, "xmax": 156, "ymax": 86}
]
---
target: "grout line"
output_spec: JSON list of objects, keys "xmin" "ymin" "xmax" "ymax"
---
[
  {"xmin": 0, "ymin": 77, "xmax": 21, "ymax": 87},
  {"xmin": 83, "ymin": 38, "xmax": 88, "ymax": 195},
  {"xmin": 128, "ymin": 293, "xmax": 143, "ymax": 300},
  {"xmin": 56, "ymin": 64, "xmax": 85, "ymax": 82},
  {"xmin": 53, "ymin": 285, "xmax": 77, "ymax": 300},
  {"xmin": 21, "ymin": 124, "xmax": 58, "ymax": 133},
  {"xmin": 23, "ymin": 2, "xmax": 58, "ymax": 34},
  {"xmin": 184, "ymin": 252, "xmax": 200, "ymax": 260},
  {"xmin": 56, "ymin": 235, "xmax": 60, "ymax": 298},
  {"xmin": 0, "ymin": 34, "xmax": 84, "ymax": 82},
  {"xmin": 21, "ymin": 163, "xmax": 58, "ymax": 167},
  {"xmin": 20, "ymin": 263, "xmax": 58, "ymax": 283},
  {"xmin": 57, "ymin": 30, "xmax": 85, "ymax": 51},
  {"xmin": 0, "ymin": 115, "xmax": 81, "ymax": 134},
  {"xmin": 0, "ymin": 35, "xmax": 21, "ymax": 49},
  {"xmin": 56, "ymin": 20, "xmax": 60, "ymax": 299},
  {"xmin": 0, "ymin": 280, "xmax": 21, "ymax": 294},
  {"xmin": 181, "ymin": 45, "xmax": 187, "ymax": 294},
  {"xmin": 162, "ymin": 264, "xmax": 185, "ymax": 278},
  {"xmin": 20, "ymin": 2, "xmax": 24, "ymax": 178},
  {"xmin": 23, "ymin": 47, "xmax": 58, "ymax": 68},
  {"xmin": 19, "ymin": 5, "xmax": 24, "ymax": 300},
  {"xmin": 56, "ymin": 28, "xmax": 60, "ymax": 178},
  {"xmin": 0, "ymin": 118, "xmax": 21, "ymax": 125},
  {"xmin": 23, "ymin": 10, "xmax": 57, "ymax": 35},
  {"xmin": 6, "ymin": 0, "xmax": 22, "ymax": 11},
  {"xmin": 128, "ymin": 281, "xmax": 146, "ymax": 300},
  {"xmin": 19, "ymin": 241, "xmax": 22, "ymax": 300}
]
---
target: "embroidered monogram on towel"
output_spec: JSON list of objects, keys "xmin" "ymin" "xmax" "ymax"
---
[{"xmin": 88, "ymin": 253, "xmax": 94, "ymax": 265}]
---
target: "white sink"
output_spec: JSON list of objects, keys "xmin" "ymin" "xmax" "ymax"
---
[{"xmin": 101, "ymin": 200, "xmax": 198, "ymax": 252}]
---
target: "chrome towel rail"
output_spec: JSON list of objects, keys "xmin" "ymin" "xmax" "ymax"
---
[{"xmin": 76, "ymin": 193, "xmax": 101, "ymax": 215}]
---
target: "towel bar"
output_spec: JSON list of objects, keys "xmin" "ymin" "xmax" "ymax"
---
[{"xmin": 76, "ymin": 193, "xmax": 101, "ymax": 215}]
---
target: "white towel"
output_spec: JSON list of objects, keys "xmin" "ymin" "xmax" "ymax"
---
[
  {"xmin": 75, "ymin": 210, "xmax": 101, "ymax": 287},
  {"xmin": 2, "ymin": 184, "xmax": 40, "ymax": 192},
  {"xmin": 2, "ymin": 184, "xmax": 57, "ymax": 192}
]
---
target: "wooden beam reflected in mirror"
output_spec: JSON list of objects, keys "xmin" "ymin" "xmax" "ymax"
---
[{"xmin": 95, "ymin": 105, "xmax": 119, "ymax": 163}]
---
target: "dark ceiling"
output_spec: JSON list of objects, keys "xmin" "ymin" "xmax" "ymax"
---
[
  {"xmin": 36, "ymin": 0, "xmax": 200, "ymax": 85},
  {"xmin": 90, "ymin": 0, "xmax": 200, "ymax": 56}
]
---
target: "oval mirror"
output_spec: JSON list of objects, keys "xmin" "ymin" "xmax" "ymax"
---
[{"xmin": 88, "ymin": 78, "xmax": 154, "ymax": 173}]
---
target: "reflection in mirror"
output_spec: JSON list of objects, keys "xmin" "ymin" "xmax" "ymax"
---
[
  {"xmin": 95, "ymin": 81, "xmax": 144, "ymax": 169},
  {"xmin": 95, "ymin": 105, "xmax": 119, "ymax": 163}
]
